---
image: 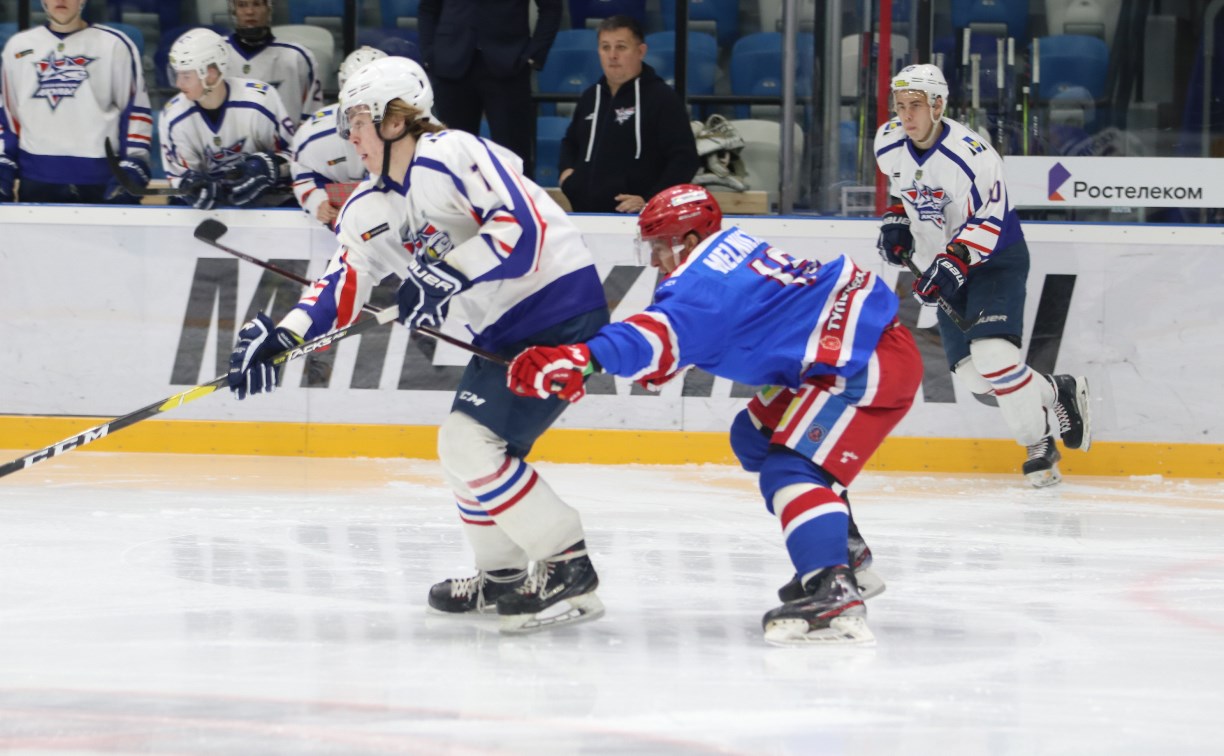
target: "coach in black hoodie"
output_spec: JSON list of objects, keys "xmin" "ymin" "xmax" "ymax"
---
[{"xmin": 558, "ymin": 15, "xmax": 699, "ymax": 213}]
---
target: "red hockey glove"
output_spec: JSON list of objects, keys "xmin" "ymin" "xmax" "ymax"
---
[{"xmin": 507, "ymin": 344, "xmax": 596, "ymax": 402}]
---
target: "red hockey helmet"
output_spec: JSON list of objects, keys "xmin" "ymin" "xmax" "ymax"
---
[{"xmin": 636, "ymin": 185, "xmax": 723, "ymax": 272}]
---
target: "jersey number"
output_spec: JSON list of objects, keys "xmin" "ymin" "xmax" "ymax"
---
[{"xmin": 749, "ymin": 247, "xmax": 821, "ymax": 287}]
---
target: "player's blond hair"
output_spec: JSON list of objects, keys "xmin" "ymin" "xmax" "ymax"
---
[{"xmin": 386, "ymin": 99, "xmax": 445, "ymax": 137}]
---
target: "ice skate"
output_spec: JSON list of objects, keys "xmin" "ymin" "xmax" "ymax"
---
[
  {"xmin": 763, "ymin": 565, "xmax": 875, "ymax": 646},
  {"xmin": 497, "ymin": 541, "xmax": 605, "ymax": 634},
  {"xmin": 1023, "ymin": 434, "xmax": 1062, "ymax": 488},
  {"xmin": 1050, "ymin": 374, "xmax": 1092, "ymax": 451},
  {"xmin": 427, "ymin": 567, "xmax": 527, "ymax": 615},
  {"xmin": 777, "ymin": 517, "xmax": 885, "ymax": 602}
]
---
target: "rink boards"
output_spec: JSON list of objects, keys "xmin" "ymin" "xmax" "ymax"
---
[{"xmin": 0, "ymin": 205, "xmax": 1220, "ymax": 477}]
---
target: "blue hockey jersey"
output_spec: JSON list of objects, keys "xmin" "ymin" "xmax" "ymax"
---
[{"xmin": 586, "ymin": 227, "xmax": 899, "ymax": 388}]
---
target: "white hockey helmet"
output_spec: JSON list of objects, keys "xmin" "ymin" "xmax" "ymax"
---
[
  {"xmin": 168, "ymin": 28, "xmax": 230, "ymax": 80},
  {"xmin": 891, "ymin": 63, "xmax": 949, "ymax": 109},
  {"xmin": 337, "ymin": 56, "xmax": 434, "ymax": 139},
  {"xmin": 338, "ymin": 46, "xmax": 389, "ymax": 90}
]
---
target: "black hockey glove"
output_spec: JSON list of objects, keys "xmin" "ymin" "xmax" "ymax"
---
[
  {"xmin": 104, "ymin": 158, "xmax": 150, "ymax": 203},
  {"xmin": 913, "ymin": 243, "xmax": 971, "ymax": 304},
  {"xmin": 396, "ymin": 255, "xmax": 470, "ymax": 330},
  {"xmin": 179, "ymin": 169, "xmax": 221, "ymax": 210},
  {"xmin": 229, "ymin": 152, "xmax": 279, "ymax": 207},
  {"xmin": 228, "ymin": 312, "xmax": 303, "ymax": 400},
  {"xmin": 876, "ymin": 203, "xmax": 912, "ymax": 266},
  {"xmin": 0, "ymin": 155, "xmax": 16, "ymax": 202}
]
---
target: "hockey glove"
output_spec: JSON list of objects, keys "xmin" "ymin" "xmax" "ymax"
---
[
  {"xmin": 507, "ymin": 344, "xmax": 597, "ymax": 403},
  {"xmin": 0, "ymin": 156, "xmax": 16, "ymax": 202},
  {"xmin": 227, "ymin": 312, "xmax": 304, "ymax": 400},
  {"xmin": 876, "ymin": 203, "xmax": 912, "ymax": 266},
  {"xmin": 179, "ymin": 170, "xmax": 221, "ymax": 210},
  {"xmin": 913, "ymin": 244, "xmax": 970, "ymax": 304},
  {"xmin": 104, "ymin": 158, "xmax": 150, "ymax": 203},
  {"xmin": 396, "ymin": 255, "xmax": 469, "ymax": 330},
  {"xmin": 229, "ymin": 152, "xmax": 279, "ymax": 207}
]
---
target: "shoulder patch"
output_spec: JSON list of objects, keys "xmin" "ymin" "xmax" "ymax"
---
[
  {"xmin": 245, "ymin": 82, "xmax": 270, "ymax": 94},
  {"xmin": 961, "ymin": 135, "xmax": 987, "ymax": 155},
  {"xmin": 15, "ymin": 48, "xmax": 35, "ymax": 59},
  {"xmin": 882, "ymin": 118, "xmax": 902, "ymax": 136},
  {"xmin": 361, "ymin": 222, "xmax": 390, "ymax": 242}
]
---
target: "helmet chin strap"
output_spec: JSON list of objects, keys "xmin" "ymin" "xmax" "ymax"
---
[{"xmin": 375, "ymin": 120, "xmax": 413, "ymax": 188}]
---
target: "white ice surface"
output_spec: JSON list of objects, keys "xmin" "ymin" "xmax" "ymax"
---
[{"xmin": 1, "ymin": 452, "xmax": 1223, "ymax": 755}]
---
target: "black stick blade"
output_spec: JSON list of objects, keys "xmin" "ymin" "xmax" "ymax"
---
[{"xmin": 193, "ymin": 219, "xmax": 228, "ymax": 244}]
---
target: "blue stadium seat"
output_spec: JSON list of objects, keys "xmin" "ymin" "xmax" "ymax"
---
[
  {"xmin": 0, "ymin": 23, "xmax": 16, "ymax": 53},
  {"xmin": 1032, "ymin": 34, "xmax": 1110, "ymax": 101},
  {"xmin": 103, "ymin": 22, "xmax": 145, "ymax": 54},
  {"xmin": 536, "ymin": 29, "xmax": 601, "ymax": 115},
  {"xmin": 357, "ymin": 27, "xmax": 421, "ymax": 62},
  {"xmin": 950, "ymin": 0, "xmax": 1028, "ymax": 39},
  {"xmin": 535, "ymin": 115, "xmax": 569, "ymax": 186},
  {"xmin": 568, "ymin": 0, "xmax": 646, "ymax": 29},
  {"xmin": 729, "ymin": 32, "xmax": 815, "ymax": 118},
  {"xmin": 661, "ymin": 0, "xmax": 738, "ymax": 48},
  {"xmin": 643, "ymin": 31, "xmax": 718, "ymax": 94},
  {"xmin": 290, "ymin": 0, "xmax": 345, "ymax": 25},
  {"xmin": 104, "ymin": 0, "xmax": 181, "ymax": 28},
  {"xmin": 380, "ymin": 0, "xmax": 420, "ymax": 29}
]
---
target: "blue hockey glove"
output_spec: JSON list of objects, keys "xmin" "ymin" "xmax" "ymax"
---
[
  {"xmin": 179, "ymin": 170, "xmax": 221, "ymax": 210},
  {"xmin": 104, "ymin": 158, "xmax": 150, "ymax": 203},
  {"xmin": 913, "ymin": 244, "xmax": 970, "ymax": 304},
  {"xmin": 0, "ymin": 155, "xmax": 16, "ymax": 202},
  {"xmin": 507, "ymin": 344, "xmax": 596, "ymax": 402},
  {"xmin": 396, "ymin": 255, "xmax": 469, "ymax": 330},
  {"xmin": 228, "ymin": 152, "xmax": 278, "ymax": 207},
  {"xmin": 227, "ymin": 312, "xmax": 304, "ymax": 400},
  {"xmin": 876, "ymin": 203, "xmax": 912, "ymax": 266}
]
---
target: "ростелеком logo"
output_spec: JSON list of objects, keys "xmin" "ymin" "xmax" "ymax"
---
[{"xmin": 1048, "ymin": 162, "xmax": 1071, "ymax": 201}]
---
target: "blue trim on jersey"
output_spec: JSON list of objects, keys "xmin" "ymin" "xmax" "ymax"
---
[
  {"xmin": 412, "ymin": 156, "xmax": 485, "ymax": 216},
  {"xmin": 905, "ymin": 122, "xmax": 950, "ymax": 166},
  {"xmin": 875, "ymin": 140, "xmax": 904, "ymax": 159},
  {"xmin": 294, "ymin": 127, "xmax": 337, "ymax": 157},
  {"xmin": 293, "ymin": 169, "xmax": 329, "ymax": 184},
  {"xmin": 479, "ymin": 141, "xmax": 542, "ymax": 281},
  {"xmin": 18, "ymin": 150, "xmax": 109, "ymax": 184},
  {"xmin": 472, "ymin": 265, "xmax": 608, "ymax": 351},
  {"xmin": 937, "ymin": 143, "xmax": 982, "ymax": 208}
]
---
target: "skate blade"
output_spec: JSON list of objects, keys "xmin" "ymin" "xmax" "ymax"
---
[
  {"xmin": 425, "ymin": 604, "xmax": 499, "ymax": 617},
  {"xmin": 1076, "ymin": 377, "xmax": 1092, "ymax": 452},
  {"xmin": 854, "ymin": 568, "xmax": 886, "ymax": 600},
  {"xmin": 498, "ymin": 593, "xmax": 606, "ymax": 635},
  {"xmin": 763, "ymin": 616, "xmax": 876, "ymax": 647},
  {"xmin": 1026, "ymin": 466, "xmax": 1063, "ymax": 488}
]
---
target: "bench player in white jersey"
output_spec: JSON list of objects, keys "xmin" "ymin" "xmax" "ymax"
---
[
  {"xmin": 873, "ymin": 64, "xmax": 1092, "ymax": 487},
  {"xmin": 290, "ymin": 46, "xmax": 386, "ymax": 228},
  {"xmin": 159, "ymin": 28, "xmax": 295, "ymax": 210},
  {"xmin": 225, "ymin": 0, "xmax": 322, "ymax": 124},
  {"xmin": 225, "ymin": 57, "xmax": 612, "ymax": 634},
  {"xmin": 0, "ymin": 0, "xmax": 152, "ymax": 204}
]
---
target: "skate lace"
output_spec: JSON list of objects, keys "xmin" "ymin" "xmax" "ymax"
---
[
  {"xmin": 1053, "ymin": 398, "xmax": 1073, "ymax": 435},
  {"xmin": 1026, "ymin": 436, "xmax": 1052, "ymax": 460},
  {"xmin": 517, "ymin": 560, "xmax": 555, "ymax": 597},
  {"xmin": 450, "ymin": 573, "xmax": 482, "ymax": 599}
]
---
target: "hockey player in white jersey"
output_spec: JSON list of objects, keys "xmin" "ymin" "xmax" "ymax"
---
[
  {"xmin": 225, "ymin": 0, "xmax": 322, "ymax": 124},
  {"xmin": 0, "ymin": 0, "xmax": 152, "ymax": 204},
  {"xmin": 160, "ymin": 28, "xmax": 295, "ymax": 210},
  {"xmin": 226, "ymin": 57, "xmax": 612, "ymax": 634},
  {"xmin": 290, "ymin": 46, "xmax": 386, "ymax": 228},
  {"xmin": 874, "ymin": 63, "xmax": 1092, "ymax": 487}
]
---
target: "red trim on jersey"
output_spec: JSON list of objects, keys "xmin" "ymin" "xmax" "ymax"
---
[
  {"xmin": 336, "ymin": 251, "xmax": 359, "ymax": 327},
  {"xmin": 625, "ymin": 313, "xmax": 677, "ymax": 381}
]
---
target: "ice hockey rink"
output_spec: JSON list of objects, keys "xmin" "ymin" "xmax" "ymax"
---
[{"xmin": 1, "ymin": 451, "xmax": 1222, "ymax": 755}]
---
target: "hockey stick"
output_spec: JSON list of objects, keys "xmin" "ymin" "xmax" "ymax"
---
[
  {"xmin": 192, "ymin": 219, "xmax": 510, "ymax": 367},
  {"xmin": 899, "ymin": 253, "xmax": 980, "ymax": 332},
  {"xmin": 104, "ymin": 138, "xmax": 184, "ymax": 196},
  {"xmin": 0, "ymin": 308, "xmax": 397, "ymax": 480}
]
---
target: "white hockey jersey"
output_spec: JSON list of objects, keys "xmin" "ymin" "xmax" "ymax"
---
[
  {"xmin": 874, "ymin": 116, "xmax": 1024, "ymax": 269},
  {"xmin": 0, "ymin": 23, "xmax": 152, "ymax": 185},
  {"xmin": 225, "ymin": 34, "xmax": 322, "ymax": 124},
  {"xmin": 159, "ymin": 77, "xmax": 294, "ymax": 185},
  {"xmin": 289, "ymin": 103, "xmax": 365, "ymax": 218},
  {"xmin": 281, "ymin": 129, "xmax": 606, "ymax": 352}
]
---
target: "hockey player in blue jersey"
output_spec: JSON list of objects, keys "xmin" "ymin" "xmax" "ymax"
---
[
  {"xmin": 874, "ymin": 64, "xmax": 1092, "ymax": 487},
  {"xmin": 507, "ymin": 185, "xmax": 923, "ymax": 646},
  {"xmin": 226, "ymin": 57, "xmax": 611, "ymax": 634}
]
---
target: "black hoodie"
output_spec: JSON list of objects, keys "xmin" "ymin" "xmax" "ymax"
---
[{"xmin": 559, "ymin": 63, "xmax": 699, "ymax": 213}]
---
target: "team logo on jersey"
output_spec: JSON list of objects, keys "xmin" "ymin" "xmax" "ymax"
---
[
  {"xmin": 806, "ymin": 424, "xmax": 826, "ymax": 444},
  {"xmin": 820, "ymin": 335, "xmax": 842, "ymax": 352},
  {"xmin": 899, "ymin": 181, "xmax": 952, "ymax": 228},
  {"xmin": 207, "ymin": 138, "xmax": 249, "ymax": 171},
  {"xmin": 408, "ymin": 222, "xmax": 454, "ymax": 260},
  {"xmin": 614, "ymin": 106, "xmax": 636, "ymax": 125},
  {"xmin": 32, "ymin": 51, "xmax": 95, "ymax": 109}
]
